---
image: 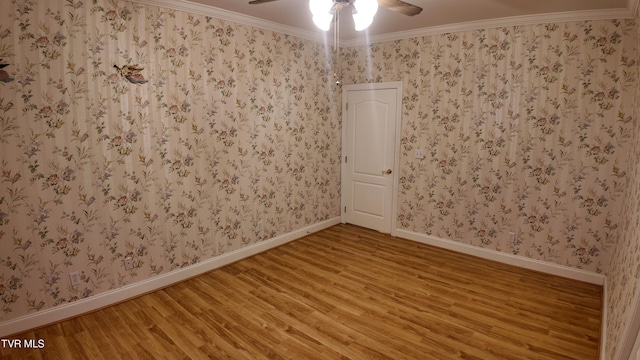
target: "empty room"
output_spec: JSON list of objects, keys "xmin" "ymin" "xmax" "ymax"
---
[{"xmin": 1, "ymin": 0, "xmax": 640, "ymax": 359}]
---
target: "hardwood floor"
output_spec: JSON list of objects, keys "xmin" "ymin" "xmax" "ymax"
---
[{"xmin": 1, "ymin": 224, "xmax": 602, "ymax": 359}]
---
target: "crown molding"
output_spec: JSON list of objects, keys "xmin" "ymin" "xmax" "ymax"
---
[
  {"xmin": 127, "ymin": 0, "xmax": 330, "ymax": 44},
  {"xmin": 342, "ymin": 7, "xmax": 636, "ymax": 47},
  {"xmin": 129, "ymin": 0, "xmax": 635, "ymax": 48}
]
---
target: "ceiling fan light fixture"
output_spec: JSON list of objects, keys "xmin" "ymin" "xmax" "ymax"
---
[
  {"xmin": 353, "ymin": 13, "xmax": 374, "ymax": 31},
  {"xmin": 309, "ymin": 0, "xmax": 381, "ymax": 31},
  {"xmin": 354, "ymin": 0, "xmax": 378, "ymax": 18},
  {"xmin": 313, "ymin": 13, "xmax": 334, "ymax": 31},
  {"xmin": 353, "ymin": 0, "xmax": 378, "ymax": 30},
  {"xmin": 309, "ymin": 0, "xmax": 334, "ymax": 30},
  {"xmin": 309, "ymin": 0, "xmax": 333, "ymax": 16}
]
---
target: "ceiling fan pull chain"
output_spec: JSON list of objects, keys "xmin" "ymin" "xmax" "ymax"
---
[{"xmin": 334, "ymin": 7, "xmax": 341, "ymax": 86}]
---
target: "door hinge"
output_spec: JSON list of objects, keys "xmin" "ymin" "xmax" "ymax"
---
[
  {"xmin": 344, "ymin": 206, "xmax": 347, "ymax": 213},
  {"xmin": 346, "ymin": 102, "xmax": 348, "ymax": 111},
  {"xmin": 345, "ymin": 156, "xmax": 348, "ymax": 163}
]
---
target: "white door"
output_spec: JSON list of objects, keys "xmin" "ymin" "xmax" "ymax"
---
[{"xmin": 341, "ymin": 82, "xmax": 401, "ymax": 234}]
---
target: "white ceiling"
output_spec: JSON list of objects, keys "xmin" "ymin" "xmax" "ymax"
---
[{"xmin": 134, "ymin": 0, "xmax": 637, "ymax": 45}]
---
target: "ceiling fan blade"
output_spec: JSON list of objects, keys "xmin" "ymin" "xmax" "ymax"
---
[
  {"xmin": 248, "ymin": 0, "xmax": 280, "ymax": 4},
  {"xmin": 378, "ymin": 0, "xmax": 423, "ymax": 16}
]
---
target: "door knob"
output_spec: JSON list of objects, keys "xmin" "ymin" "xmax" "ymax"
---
[{"xmin": 382, "ymin": 169, "xmax": 392, "ymax": 175}]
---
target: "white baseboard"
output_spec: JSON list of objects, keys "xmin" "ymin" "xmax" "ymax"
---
[
  {"xmin": 395, "ymin": 229, "xmax": 606, "ymax": 285},
  {"xmin": 0, "ymin": 217, "xmax": 341, "ymax": 337},
  {"xmin": 615, "ymin": 277, "xmax": 640, "ymax": 360},
  {"xmin": 396, "ymin": 229, "xmax": 609, "ymax": 359}
]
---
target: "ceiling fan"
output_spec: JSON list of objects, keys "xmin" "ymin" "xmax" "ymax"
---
[
  {"xmin": 249, "ymin": 0, "xmax": 422, "ymax": 16},
  {"xmin": 249, "ymin": 0, "xmax": 423, "ymax": 31},
  {"xmin": 248, "ymin": 0, "xmax": 422, "ymax": 86}
]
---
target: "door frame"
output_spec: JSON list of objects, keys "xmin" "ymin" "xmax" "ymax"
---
[{"xmin": 340, "ymin": 81, "xmax": 403, "ymax": 236}]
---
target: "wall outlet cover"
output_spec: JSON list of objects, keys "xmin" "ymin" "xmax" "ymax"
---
[
  {"xmin": 124, "ymin": 257, "xmax": 134, "ymax": 271},
  {"xmin": 69, "ymin": 271, "xmax": 81, "ymax": 287}
]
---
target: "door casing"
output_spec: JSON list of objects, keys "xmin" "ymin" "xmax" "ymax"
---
[{"xmin": 340, "ymin": 81, "xmax": 402, "ymax": 236}]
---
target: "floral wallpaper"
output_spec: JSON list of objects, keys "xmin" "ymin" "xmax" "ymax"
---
[
  {"xmin": 342, "ymin": 20, "xmax": 637, "ymax": 272},
  {"xmin": 0, "ymin": 0, "xmax": 341, "ymax": 322},
  {"xmin": 342, "ymin": 18, "xmax": 639, "ymax": 359},
  {"xmin": 1, "ymin": 0, "xmax": 640, "ymax": 357},
  {"xmin": 606, "ymin": 97, "xmax": 640, "ymax": 359},
  {"xmin": 604, "ymin": 7, "xmax": 640, "ymax": 360}
]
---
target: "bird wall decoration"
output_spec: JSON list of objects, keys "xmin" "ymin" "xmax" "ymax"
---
[
  {"xmin": 113, "ymin": 64, "xmax": 148, "ymax": 84},
  {"xmin": 0, "ymin": 60, "xmax": 14, "ymax": 83}
]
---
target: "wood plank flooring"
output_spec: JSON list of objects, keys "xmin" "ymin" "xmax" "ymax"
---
[{"xmin": 0, "ymin": 224, "xmax": 602, "ymax": 359}]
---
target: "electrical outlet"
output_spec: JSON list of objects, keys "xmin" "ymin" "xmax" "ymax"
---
[
  {"xmin": 508, "ymin": 232, "xmax": 516, "ymax": 243},
  {"xmin": 415, "ymin": 149, "xmax": 425, "ymax": 159},
  {"xmin": 124, "ymin": 257, "xmax": 134, "ymax": 271},
  {"xmin": 69, "ymin": 271, "xmax": 81, "ymax": 287}
]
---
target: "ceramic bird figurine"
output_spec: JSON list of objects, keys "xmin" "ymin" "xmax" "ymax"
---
[
  {"xmin": 0, "ymin": 60, "xmax": 14, "ymax": 83},
  {"xmin": 113, "ymin": 64, "xmax": 148, "ymax": 84}
]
